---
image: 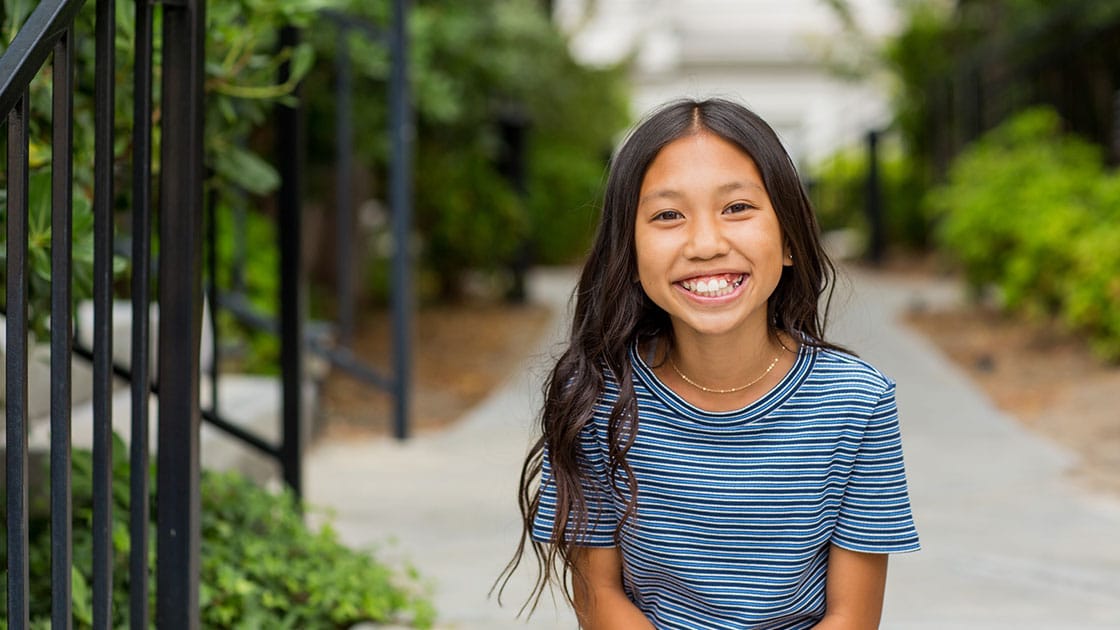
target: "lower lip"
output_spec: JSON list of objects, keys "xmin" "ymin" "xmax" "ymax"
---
[{"xmin": 675, "ymin": 276, "xmax": 747, "ymax": 304}]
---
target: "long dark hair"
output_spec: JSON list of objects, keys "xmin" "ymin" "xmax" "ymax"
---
[{"xmin": 494, "ymin": 98, "xmax": 845, "ymax": 614}]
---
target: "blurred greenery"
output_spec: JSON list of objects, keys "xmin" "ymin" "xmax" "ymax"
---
[
  {"xmin": 0, "ymin": 0, "xmax": 319, "ymax": 341},
  {"xmin": 2, "ymin": 0, "xmax": 627, "ymax": 370},
  {"xmin": 810, "ymin": 137, "xmax": 930, "ymax": 252},
  {"xmin": 303, "ymin": 0, "xmax": 630, "ymax": 301},
  {"xmin": 0, "ymin": 433, "xmax": 435, "ymax": 628},
  {"xmin": 928, "ymin": 107, "xmax": 1120, "ymax": 359},
  {"xmin": 810, "ymin": 0, "xmax": 956, "ymax": 255}
]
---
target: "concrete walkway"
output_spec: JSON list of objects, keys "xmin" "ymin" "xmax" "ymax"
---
[{"xmin": 305, "ymin": 267, "xmax": 1120, "ymax": 629}]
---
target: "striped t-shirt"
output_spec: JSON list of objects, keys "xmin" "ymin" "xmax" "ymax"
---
[{"xmin": 532, "ymin": 342, "xmax": 920, "ymax": 629}]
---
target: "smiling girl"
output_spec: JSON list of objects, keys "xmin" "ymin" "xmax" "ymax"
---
[{"xmin": 498, "ymin": 99, "xmax": 919, "ymax": 629}]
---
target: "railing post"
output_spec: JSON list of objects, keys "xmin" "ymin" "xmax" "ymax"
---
[
  {"xmin": 1111, "ymin": 89, "xmax": 1120, "ymax": 166},
  {"xmin": 864, "ymin": 129, "xmax": 885, "ymax": 266},
  {"xmin": 91, "ymin": 0, "xmax": 116, "ymax": 623},
  {"xmin": 278, "ymin": 25, "xmax": 305, "ymax": 496},
  {"xmin": 335, "ymin": 24, "xmax": 356, "ymax": 345},
  {"xmin": 157, "ymin": 0, "xmax": 205, "ymax": 625},
  {"xmin": 50, "ymin": 28, "xmax": 75, "ymax": 630},
  {"xmin": 390, "ymin": 0, "xmax": 414, "ymax": 440},
  {"xmin": 496, "ymin": 108, "xmax": 530, "ymax": 303},
  {"xmin": 130, "ymin": 0, "xmax": 155, "ymax": 622},
  {"xmin": 6, "ymin": 90, "xmax": 32, "ymax": 630}
]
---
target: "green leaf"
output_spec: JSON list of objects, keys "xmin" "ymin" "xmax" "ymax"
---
[
  {"xmin": 71, "ymin": 566, "xmax": 94, "ymax": 625},
  {"xmin": 211, "ymin": 145, "xmax": 281, "ymax": 196}
]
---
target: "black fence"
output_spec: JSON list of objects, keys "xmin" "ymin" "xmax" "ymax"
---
[
  {"xmin": 927, "ymin": 6, "xmax": 1120, "ymax": 173},
  {"xmin": 2, "ymin": 0, "xmax": 413, "ymax": 626},
  {"xmin": 2, "ymin": 0, "xmax": 208, "ymax": 625}
]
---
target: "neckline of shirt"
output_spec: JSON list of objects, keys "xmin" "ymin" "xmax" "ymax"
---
[{"xmin": 629, "ymin": 338, "xmax": 815, "ymax": 426}]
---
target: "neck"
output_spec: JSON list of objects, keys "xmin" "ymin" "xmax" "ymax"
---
[{"xmin": 667, "ymin": 319, "xmax": 782, "ymax": 392}]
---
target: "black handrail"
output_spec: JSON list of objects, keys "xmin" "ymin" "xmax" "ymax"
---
[
  {"xmin": 3, "ymin": 0, "xmax": 413, "ymax": 624},
  {"xmin": 215, "ymin": 5, "xmax": 414, "ymax": 439},
  {"xmin": 1, "ymin": 0, "xmax": 207, "ymax": 624},
  {"xmin": 0, "ymin": 0, "xmax": 84, "ymax": 116}
]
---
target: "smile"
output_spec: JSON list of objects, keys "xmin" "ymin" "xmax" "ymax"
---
[{"xmin": 678, "ymin": 273, "xmax": 744, "ymax": 298}]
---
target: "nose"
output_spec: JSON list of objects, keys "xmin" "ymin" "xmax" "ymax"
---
[{"xmin": 683, "ymin": 214, "xmax": 730, "ymax": 260}]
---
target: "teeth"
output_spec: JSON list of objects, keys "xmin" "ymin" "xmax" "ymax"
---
[{"xmin": 681, "ymin": 274, "xmax": 743, "ymax": 297}]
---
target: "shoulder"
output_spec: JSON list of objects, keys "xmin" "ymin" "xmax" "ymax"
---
[{"xmin": 805, "ymin": 346, "xmax": 895, "ymax": 397}]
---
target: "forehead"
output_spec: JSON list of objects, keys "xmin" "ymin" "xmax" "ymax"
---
[{"xmin": 639, "ymin": 131, "xmax": 765, "ymax": 197}]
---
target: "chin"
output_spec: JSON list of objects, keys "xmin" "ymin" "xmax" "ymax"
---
[{"xmin": 675, "ymin": 318, "xmax": 748, "ymax": 338}]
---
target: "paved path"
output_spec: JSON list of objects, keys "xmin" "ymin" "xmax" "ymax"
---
[{"xmin": 306, "ymin": 266, "xmax": 1120, "ymax": 629}]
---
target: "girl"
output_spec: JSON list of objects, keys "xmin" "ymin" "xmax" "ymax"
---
[{"xmin": 498, "ymin": 98, "xmax": 919, "ymax": 629}]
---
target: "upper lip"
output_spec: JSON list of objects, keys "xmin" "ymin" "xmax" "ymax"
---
[{"xmin": 674, "ymin": 270, "xmax": 746, "ymax": 283}]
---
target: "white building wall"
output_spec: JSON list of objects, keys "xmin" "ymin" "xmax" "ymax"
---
[{"xmin": 554, "ymin": 0, "xmax": 900, "ymax": 167}]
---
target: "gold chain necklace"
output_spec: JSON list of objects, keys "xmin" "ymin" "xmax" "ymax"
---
[{"xmin": 669, "ymin": 353, "xmax": 780, "ymax": 394}]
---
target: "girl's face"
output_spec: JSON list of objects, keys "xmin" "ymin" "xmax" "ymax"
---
[{"xmin": 634, "ymin": 131, "xmax": 790, "ymax": 341}]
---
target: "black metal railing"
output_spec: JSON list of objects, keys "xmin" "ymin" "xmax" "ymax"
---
[
  {"xmin": 323, "ymin": 6, "xmax": 414, "ymax": 440},
  {"xmin": 214, "ymin": 6, "xmax": 414, "ymax": 441},
  {"xmin": 3, "ymin": 0, "xmax": 201, "ymax": 626},
  {"xmin": 4, "ymin": 0, "xmax": 415, "ymax": 625},
  {"xmin": 927, "ymin": 6, "xmax": 1120, "ymax": 173}
]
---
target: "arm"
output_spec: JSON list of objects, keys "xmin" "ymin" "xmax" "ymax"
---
[
  {"xmin": 571, "ymin": 546, "xmax": 656, "ymax": 630},
  {"xmin": 812, "ymin": 545, "xmax": 888, "ymax": 630}
]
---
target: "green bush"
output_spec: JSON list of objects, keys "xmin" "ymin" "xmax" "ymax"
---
[
  {"xmin": 928, "ymin": 106, "xmax": 1120, "ymax": 359},
  {"xmin": 301, "ymin": 0, "xmax": 629, "ymax": 300},
  {"xmin": 811, "ymin": 148, "xmax": 867, "ymax": 235},
  {"xmin": 0, "ymin": 435, "xmax": 435, "ymax": 629},
  {"xmin": 0, "ymin": 0, "xmax": 319, "ymax": 350},
  {"xmin": 810, "ymin": 139, "xmax": 931, "ymax": 252},
  {"xmin": 1064, "ymin": 181, "xmax": 1120, "ymax": 359}
]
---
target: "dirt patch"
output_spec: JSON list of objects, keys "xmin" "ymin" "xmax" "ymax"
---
[
  {"xmin": 318, "ymin": 303, "xmax": 552, "ymax": 438},
  {"xmin": 906, "ymin": 305, "xmax": 1120, "ymax": 497}
]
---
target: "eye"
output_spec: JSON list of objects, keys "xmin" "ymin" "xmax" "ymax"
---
[
  {"xmin": 653, "ymin": 209, "xmax": 683, "ymax": 221},
  {"xmin": 723, "ymin": 201, "xmax": 755, "ymax": 214}
]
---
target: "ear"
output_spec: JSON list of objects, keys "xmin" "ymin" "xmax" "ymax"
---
[{"xmin": 783, "ymin": 245, "xmax": 794, "ymax": 267}]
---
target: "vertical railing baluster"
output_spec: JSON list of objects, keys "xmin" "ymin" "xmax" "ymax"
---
[
  {"xmin": 390, "ymin": 0, "xmax": 414, "ymax": 440},
  {"xmin": 51, "ymin": 28, "xmax": 75, "ymax": 630},
  {"xmin": 92, "ymin": 0, "xmax": 116, "ymax": 625},
  {"xmin": 130, "ymin": 0, "xmax": 155, "ymax": 623},
  {"xmin": 278, "ymin": 25, "xmax": 305, "ymax": 496},
  {"xmin": 335, "ymin": 24, "xmax": 355, "ymax": 345},
  {"xmin": 6, "ymin": 90, "xmax": 32, "ymax": 630},
  {"xmin": 232, "ymin": 200, "xmax": 247, "ymax": 294},
  {"xmin": 207, "ymin": 184, "xmax": 220, "ymax": 418},
  {"xmin": 157, "ymin": 0, "xmax": 205, "ymax": 625}
]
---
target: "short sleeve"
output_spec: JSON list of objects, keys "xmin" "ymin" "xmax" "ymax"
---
[
  {"xmin": 832, "ymin": 381, "xmax": 921, "ymax": 553},
  {"xmin": 530, "ymin": 420, "xmax": 619, "ymax": 547}
]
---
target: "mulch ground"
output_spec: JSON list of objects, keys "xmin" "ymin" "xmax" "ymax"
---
[{"xmin": 318, "ymin": 302, "xmax": 551, "ymax": 438}]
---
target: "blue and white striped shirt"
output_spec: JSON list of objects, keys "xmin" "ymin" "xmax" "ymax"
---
[{"xmin": 532, "ymin": 343, "xmax": 920, "ymax": 629}]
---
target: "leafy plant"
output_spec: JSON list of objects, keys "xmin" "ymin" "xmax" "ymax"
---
[
  {"xmin": 928, "ymin": 106, "xmax": 1120, "ymax": 359},
  {"xmin": 0, "ymin": 433, "xmax": 435, "ymax": 628},
  {"xmin": 301, "ymin": 0, "xmax": 629, "ymax": 301},
  {"xmin": 809, "ymin": 138, "xmax": 931, "ymax": 253},
  {"xmin": 0, "ymin": 0, "xmax": 321, "ymax": 340}
]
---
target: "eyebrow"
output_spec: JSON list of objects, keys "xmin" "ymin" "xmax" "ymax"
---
[{"xmin": 639, "ymin": 180, "xmax": 765, "ymax": 206}]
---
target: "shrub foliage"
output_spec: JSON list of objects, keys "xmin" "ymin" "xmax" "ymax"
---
[
  {"xmin": 0, "ymin": 435, "xmax": 435, "ymax": 629},
  {"xmin": 928, "ymin": 107, "xmax": 1120, "ymax": 359}
]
